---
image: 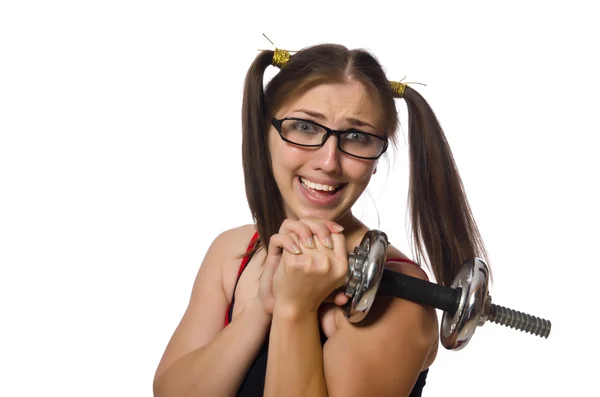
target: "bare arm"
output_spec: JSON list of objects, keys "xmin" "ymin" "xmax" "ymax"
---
[
  {"xmin": 323, "ymin": 262, "xmax": 438, "ymax": 397},
  {"xmin": 153, "ymin": 225, "xmax": 270, "ymax": 397},
  {"xmin": 265, "ymin": 309, "xmax": 328, "ymax": 397},
  {"xmin": 264, "ymin": 261, "xmax": 438, "ymax": 397}
]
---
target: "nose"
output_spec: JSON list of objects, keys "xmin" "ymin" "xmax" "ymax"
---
[{"xmin": 313, "ymin": 134, "xmax": 341, "ymax": 174}]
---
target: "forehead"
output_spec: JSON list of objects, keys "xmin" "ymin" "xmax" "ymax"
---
[{"xmin": 276, "ymin": 81, "xmax": 383, "ymax": 127}]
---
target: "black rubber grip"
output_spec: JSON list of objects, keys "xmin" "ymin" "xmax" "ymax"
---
[{"xmin": 379, "ymin": 268, "xmax": 459, "ymax": 314}]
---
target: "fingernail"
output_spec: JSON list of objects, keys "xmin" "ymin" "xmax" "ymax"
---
[
  {"xmin": 324, "ymin": 237, "xmax": 334, "ymax": 249},
  {"xmin": 333, "ymin": 224, "xmax": 345, "ymax": 232},
  {"xmin": 306, "ymin": 236, "xmax": 315, "ymax": 248},
  {"xmin": 292, "ymin": 244, "xmax": 302, "ymax": 254}
]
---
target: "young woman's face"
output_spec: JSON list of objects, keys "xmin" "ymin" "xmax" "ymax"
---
[{"xmin": 268, "ymin": 81, "xmax": 386, "ymax": 224}]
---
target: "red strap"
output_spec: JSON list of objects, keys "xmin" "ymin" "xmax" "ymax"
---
[
  {"xmin": 386, "ymin": 257, "xmax": 429, "ymax": 281},
  {"xmin": 224, "ymin": 231, "xmax": 260, "ymax": 327},
  {"xmin": 234, "ymin": 232, "xmax": 260, "ymax": 283}
]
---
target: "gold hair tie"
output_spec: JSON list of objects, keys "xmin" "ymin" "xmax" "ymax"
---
[
  {"xmin": 389, "ymin": 81, "xmax": 407, "ymax": 98},
  {"xmin": 272, "ymin": 48, "xmax": 291, "ymax": 68},
  {"xmin": 260, "ymin": 34, "xmax": 292, "ymax": 68}
]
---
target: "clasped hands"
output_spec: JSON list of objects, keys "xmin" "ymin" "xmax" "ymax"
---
[{"xmin": 257, "ymin": 218, "xmax": 350, "ymax": 318}]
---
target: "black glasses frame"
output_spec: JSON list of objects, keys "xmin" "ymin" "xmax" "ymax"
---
[{"xmin": 271, "ymin": 117, "xmax": 388, "ymax": 160}]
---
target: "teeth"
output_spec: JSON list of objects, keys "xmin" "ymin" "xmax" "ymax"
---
[{"xmin": 301, "ymin": 177, "xmax": 340, "ymax": 192}]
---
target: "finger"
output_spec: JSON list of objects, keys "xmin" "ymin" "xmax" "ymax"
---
[
  {"xmin": 297, "ymin": 219, "xmax": 339, "ymax": 249},
  {"xmin": 330, "ymin": 232, "xmax": 347, "ymax": 262},
  {"xmin": 299, "ymin": 218, "xmax": 345, "ymax": 234},
  {"xmin": 261, "ymin": 234, "xmax": 301, "ymax": 292},
  {"xmin": 323, "ymin": 289, "xmax": 347, "ymax": 304},
  {"xmin": 277, "ymin": 227, "xmax": 303, "ymax": 252},
  {"xmin": 333, "ymin": 291, "xmax": 349, "ymax": 306},
  {"xmin": 321, "ymin": 219, "xmax": 345, "ymax": 234},
  {"xmin": 323, "ymin": 292, "xmax": 335, "ymax": 304},
  {"xmin": 288, "ymin": 232, "xmax": 302, "ymax": 252},
  {"xmin": 280, "ymin": 219, "xmax": 316, "ymax": 249},
  {"xmin": 330, "ymin": 232, "xmax": 349, "ymax": 283},
  {"xmin": 268, "ymin": 233, "xmax": 302, "ymax": 260}
]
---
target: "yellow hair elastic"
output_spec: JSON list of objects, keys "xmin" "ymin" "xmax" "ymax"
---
[
  {"xmin": 272, "ymin": 48, "xmax": 291, "ymax": 68},
  {"xmin": 389, "ymin": 81, "xmax": 407, "ymax": 98},
  {"xmin": 260, "ymin": 34, "xmax": 417, "ymax": 98}
]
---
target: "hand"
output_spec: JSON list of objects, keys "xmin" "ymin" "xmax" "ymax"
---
[
  {"xmin": 256, "ymin": 220, "xmax": 345, "ymax": 317},
  {"xmin": 271, "ymin": 219, "xmax": 349, "ymax": 317}
]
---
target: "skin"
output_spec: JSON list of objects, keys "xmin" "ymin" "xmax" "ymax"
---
[
  {"xmin": 153, "ymin": 80, "xmax": 439, "ymax": 397},
  {"xmin": 262, "ymin": 80, "xmax": 438, "ymax": 396},
  {"xmin": 269, "ymin": 82, "xmax": 381, "ymax": 236}
]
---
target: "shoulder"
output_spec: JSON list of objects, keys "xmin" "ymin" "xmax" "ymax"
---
[
  {"xmin": 187, "ymin": 223, "xmax": 258, "ymax": 298},
  {"xmin": 385, "ymin": 243, "xmax": 430, "ymax": 281},
  {"xmin": 206, "ymin": 224, "xmax": 259, "ymax": 302},
  {"xmin": 188, "ymin": 223, "xmax": 258, "ymax": 299},
  {"xmin": 202, "ymin": 223, "xmax": 258, "ymax": 270},
  {"xmin": 153, "ymin": 224, "xmax": 258, "ymax": 380},
  {"xmin": 322, "ymin": 242, "xmax": 438, "ymax": 396},
  {"xmin": 209, "ymin": 223, "xmax": 257, "ymax": 252}
]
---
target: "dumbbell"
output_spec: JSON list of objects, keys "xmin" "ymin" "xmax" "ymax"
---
[{"xmin": 341, "ymin": 230, "xmax": 552, "ymax": 350}]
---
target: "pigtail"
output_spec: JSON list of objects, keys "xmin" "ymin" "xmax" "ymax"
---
[
  {"xmin": 402, "ymin": 86, "xmax": 490, "ymax": 287},
  {"xmin": 241, "ymin": 50, "xmax": 286, "ymax": 254},
  {"xmin": 239, "ymin": 44, "xmax": 487, "ymax": 279}
]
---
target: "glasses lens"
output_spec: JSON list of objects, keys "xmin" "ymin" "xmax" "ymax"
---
[
  {"xmin": 280, "ymin": 119, "xmax": 326, "ymax": 145},
  {"xmin": 340, "ymin": 131, "xmax": 385, "ymax": 158}
]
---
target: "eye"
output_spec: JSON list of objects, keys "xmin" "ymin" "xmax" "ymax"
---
[
  {"xmin": 292, "ymin": 120, "xmax": 318, "ymax": 134},
  {"xmin": 346, "ymin": 131, "xmax": 370, "ymax": 143}
]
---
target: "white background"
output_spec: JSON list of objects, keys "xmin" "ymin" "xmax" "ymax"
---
[{"xmin": 1, "ymin": 1, "xmax": 598, "ymax": 396}]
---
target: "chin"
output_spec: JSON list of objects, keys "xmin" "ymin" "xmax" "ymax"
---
[
  {"xmin": 289, "ymin": 205, "xmax": 347, "ymax": 222},
  {"xmin": 282, "ymin": 181, "xmax": 359, "ymax": 222}
]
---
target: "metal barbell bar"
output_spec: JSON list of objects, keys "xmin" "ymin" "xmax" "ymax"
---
[{"xmin": 341, "ymin": 230, "xmax": 552, "ymax": 350}]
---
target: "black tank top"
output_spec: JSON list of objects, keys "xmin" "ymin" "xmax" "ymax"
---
[{"xmin": 225, "ymin": 232, "xmax": 429, "ymax": 396}]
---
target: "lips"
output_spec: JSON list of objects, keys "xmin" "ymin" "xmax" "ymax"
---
[
  {"xmin": 297, "ymin": 176, "xmax": 346, "ymax": 206},
  {"xmin": 300, "ymin": 176, "xmax": 342, "ymax": 193}
]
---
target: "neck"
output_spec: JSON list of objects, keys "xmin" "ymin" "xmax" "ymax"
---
[{"xmin": 335, "ymin": 211, "xmax": 370, "ymax": 252}]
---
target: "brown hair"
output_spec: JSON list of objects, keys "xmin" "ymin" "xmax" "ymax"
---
[{"xmin": 240, "ymin": 44, "xmax": 489, "ymax": 287}]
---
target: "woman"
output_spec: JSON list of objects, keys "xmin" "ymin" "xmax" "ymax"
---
[{"xmin": 153, "ymin": 43, "xmax": 488, "ymax": 397}]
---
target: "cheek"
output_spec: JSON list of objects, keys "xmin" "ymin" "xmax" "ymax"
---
[
  {"xmin": 269, "ymin": 131, "xmax": 304, "ymax": 170},
  {"xmin": 345, "ymin": 161, "xmax": 376, "ymax": 184},
  {"xmin": 268, "ymin": 131, "xmax": 284, "ymax": 167}
]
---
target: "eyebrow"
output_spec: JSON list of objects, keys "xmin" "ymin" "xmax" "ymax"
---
[{"xmin": 293, "ymin": 108, "xmax": 376, "ymax": 130}]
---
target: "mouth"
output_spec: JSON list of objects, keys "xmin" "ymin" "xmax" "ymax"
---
[
  {"xmin": 300, "ymin": 176, "xmax": 343, "ymax": 192},
  {"xmin": 298, "ymin": 176, "xmax": 347, "ymax": 202}
]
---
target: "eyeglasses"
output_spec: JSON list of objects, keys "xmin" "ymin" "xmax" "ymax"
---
[{"xmin": 271, "ymin": 117, "xmax": 388, "ymax": 160}]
